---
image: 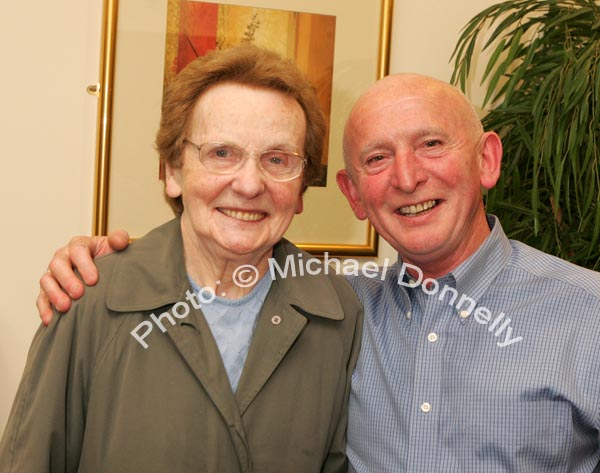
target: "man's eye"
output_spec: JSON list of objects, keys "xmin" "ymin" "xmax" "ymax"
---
[
  {"xmin": 424, "ymin": 139, "xmax": 441, "ymax": 147},
  {"xmin": 363, "ymin": 154, "xmax": 392, "ymax": 175},
  {"xmin": 366, "ymin": 155, "xmax": 386, "ymax": 165}
]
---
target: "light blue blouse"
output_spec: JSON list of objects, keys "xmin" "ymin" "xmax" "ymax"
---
[{"xmin": 188, "ymin": 272, "xmax": 273, "ymax": 392}]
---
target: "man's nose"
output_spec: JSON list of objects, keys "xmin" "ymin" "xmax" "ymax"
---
[{"xmin": 389, "ymin": 150, "xmax": 426, "ymax": 192}]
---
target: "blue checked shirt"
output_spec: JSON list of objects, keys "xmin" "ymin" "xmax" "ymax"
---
[{"xmin": 347, "ymin": 215, "xmax": 600, "ymax": 472}]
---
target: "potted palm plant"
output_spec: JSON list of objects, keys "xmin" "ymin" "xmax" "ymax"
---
[{"xmin": 451, "ymin": 0, "xmax": 600, "ymax": 269}]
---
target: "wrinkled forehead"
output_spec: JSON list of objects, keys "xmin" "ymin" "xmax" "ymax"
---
[
  {"xmin": 189, "ymin": 82, "xmax": 306, "ymax": 138},
  {"xmin": 347, "ymin": 91, "xmax": 456, "ymax": 139}
]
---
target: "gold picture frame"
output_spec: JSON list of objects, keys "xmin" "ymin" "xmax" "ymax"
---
[{"xmin": 92, "ymin": 0, "xmax": 393, "ymax": 256}]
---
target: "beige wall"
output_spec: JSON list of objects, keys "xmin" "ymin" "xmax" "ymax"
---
[
  {"xmin": 0, "ymin": 0, "xmax": 496, "ymax": 432},
  {"xmin": 0, "ymin": 0, "xmax": 101, "ymax": 430}
]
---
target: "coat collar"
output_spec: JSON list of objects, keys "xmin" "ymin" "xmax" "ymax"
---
[
  {"xmin": 106, "ymin": 218, "xmax": 346, "ymax": 321},
  {"xmin": 268, "ymin": 239, "xmax": 346, "ymax": 320},
  {"xmin": 105, "ymin": 219, "xmax": 189, "ymax": 313}
]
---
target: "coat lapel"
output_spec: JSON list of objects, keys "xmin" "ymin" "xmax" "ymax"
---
[
  {"xmin": 166, "ymin": 308, "xmax": 248, "ymax": 442},
  {"xmin": 234, "ymin": 290, "xmax": 307, "ymax": 415},
  {"xmin": 165, "ymin": 309, "xmax": 252, "ymax": 471},
  {"xmin": 233, "ymin": 240, "xmax": 346, "ymax": 415}
]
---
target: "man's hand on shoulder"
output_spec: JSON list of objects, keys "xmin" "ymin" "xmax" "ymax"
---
[{"xmin": 37, "ymin": 229, "xmax": 130, "ymax": 325}]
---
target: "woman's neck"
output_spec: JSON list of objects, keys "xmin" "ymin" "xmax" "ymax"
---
[{"xmin": 181, "ymin": 232, "xmax": 273, "ymax": 300}]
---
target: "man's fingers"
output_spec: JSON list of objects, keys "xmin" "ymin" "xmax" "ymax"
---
[
  {"xmin": 68, "ymin": 241, "xmax": 100, "ymax": 286},
  {"xmin": 39, "ymin": 271, "xmax": 73, "ymax": 314},
  {"xmin": 68, "ymin": 232, "xmax": 128, "ymax": 285},
  {"xmin": 107, "ymin": 229, "xmax": 130, "ymax": 252},
  {"xmin": 48, "ymin": 244, "xmax": 88, "ymax": 295},
  {"xmin": 36, "ymin": 232, "xmax": 127, "ymax": 322},
  {"xmin": 36, "ymin": 290, "xmax": 57, "ymax": 326}
]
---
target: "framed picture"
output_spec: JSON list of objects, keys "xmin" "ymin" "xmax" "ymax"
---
[{"xmin": 92, "ymin": 0, "xmax": 393, "ymax": 256}]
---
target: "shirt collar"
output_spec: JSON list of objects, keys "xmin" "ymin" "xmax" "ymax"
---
[
  {"xmin": 394, "ymin": 214, "xmax": 512, "ymax": 322},
  {"xmin": 451, "ymin": 214, "xmax": 513, "ymax": 304}
]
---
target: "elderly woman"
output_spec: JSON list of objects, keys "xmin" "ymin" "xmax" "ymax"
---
[{"xmin": 0, "ymin": 45, "xmax": 362, "ymax": 472}]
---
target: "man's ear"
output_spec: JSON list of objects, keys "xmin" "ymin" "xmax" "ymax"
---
[
  {"xmin": 164, "ymin": 161, "xmax": 183, "ymax": 198},
  {"xmin": 479, "ymin": 131, "xmax": 503, "ymax": 190},
  {"xmin": 336, "ymin": 169, "xmax": 368, "ymax": 220}
]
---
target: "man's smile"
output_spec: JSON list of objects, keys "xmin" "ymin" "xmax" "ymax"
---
[{"xmin": 397, "ymin": 199, "xmax": 439, "ymax": 216}]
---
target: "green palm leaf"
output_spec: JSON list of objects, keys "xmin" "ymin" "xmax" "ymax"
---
[{"xmin": 451, "ymin": 0, "xmax": 600, "ymax": 269}]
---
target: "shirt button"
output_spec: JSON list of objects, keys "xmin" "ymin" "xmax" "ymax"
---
[
  {"xmin": 427, "ymin": 332, "xmax": 438, "ymax": 343},
  {"xmin": 459, "ymin": 310, "xmax": 470, "ymax": 319},
  {"xmin": 406, "ymin": 311, "xmax": 412, "ymax": 320},
  {"xmin": 271, "ymin": 315, "xmax": 282, "ymax": 325},
  {"xmin": 420, "ymin": 402, "xmax": 432, "ymax": 413}
]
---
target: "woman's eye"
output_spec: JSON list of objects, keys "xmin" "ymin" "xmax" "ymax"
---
[
  {"xmin": 268, "ymin": 156, "xmax": 284, "ymax": 165},
  {"xmin": 214, "ymin": 148, "xmax": 230, "ymax": 158}
]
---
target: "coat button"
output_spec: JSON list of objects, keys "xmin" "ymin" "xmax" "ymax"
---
[{"xmin": 271, "ymin": 315, "xmax": 282, "ymax": 325}]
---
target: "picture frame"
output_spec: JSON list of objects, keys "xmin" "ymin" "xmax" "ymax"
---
[{"xmin": 91, "ymin": 0, "xmax": 393, "ymax": 256}]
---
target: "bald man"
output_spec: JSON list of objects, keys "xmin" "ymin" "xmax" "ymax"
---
[{"xmin": 35, "ymin": 74, "xmax": 600, "ymax": 472}]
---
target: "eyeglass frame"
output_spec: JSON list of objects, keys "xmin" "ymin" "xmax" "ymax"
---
[{"xmin": 182, "ymin": 139, "xmax": 307, "ymax": 182}]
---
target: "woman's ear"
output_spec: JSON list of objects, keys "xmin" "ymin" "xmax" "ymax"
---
[
  {"xmin": 295, "ymin": 193, "xmax": 304, "ymax": 215},
  {"xmin": 164, "ymin": 161, "xmax": 183, "ymax": 198}
]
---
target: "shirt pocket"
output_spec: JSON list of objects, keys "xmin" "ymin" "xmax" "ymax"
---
[{"xmin": 447, "ymin": 399, "xmax": 573, "ymax": 471}]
